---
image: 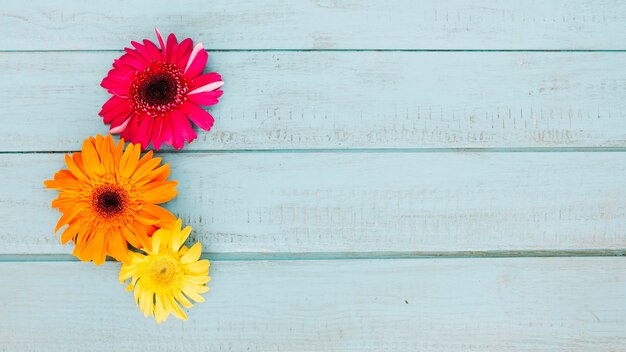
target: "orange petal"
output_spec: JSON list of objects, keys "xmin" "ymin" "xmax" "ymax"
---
[
  {"xmin": 107, "ymin": 232, "xmax": 128, "ymax": 263},
  {"xmin": 131, "ymin": 157, "xmax": 161, "ymax": 182},
  {"xmin": 60, "ymin": 221, "xmax": 81, "ymax": 244},
  {"xmin": 137, "ymin": 150, "xmax": 154, "ymax": 168},
  {"xmin": 141, "ymin": 203, "xmax": 176, "ymax": 222},
  {"xmin": 44, "ymin": 178, "xmax": 82, "ymax": 191},
  {"xmin": 54, "ymin": 206, "xmax": 83, "ymax": 232},
  {"xmin": 53, "ymin": 169, "xmax": 75, "ymax": 180},
  {"xmin": 141, "ymin": 182, "xmax": 178, "ymax": 203},
  {"xmin": 120, "ymin": 143, "xmax": 141, "ymax": 178},
  {"xmin": 64, "ymin": 154, "xmax": 87, "ymax": 181},
  {"xmin": 113, "ymin": 137, "xmax": 125, "ymax": 169},
  {"xmin": 81, "ymin": 138, "xmax": 103, "ymax": 175}
]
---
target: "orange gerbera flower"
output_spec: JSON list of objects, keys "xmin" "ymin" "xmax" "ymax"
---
[{"xmin": 44, "ymin": 134, "xmax": 178, "ymax": 265}]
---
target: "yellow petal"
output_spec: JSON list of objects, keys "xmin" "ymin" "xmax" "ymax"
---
[
  {"xmin": 174, "ymin": 290, "xmax": 193, "ymax": 309},
  {"xmin": 163, "ymin": 294, "xmax": 187, "ymax": 321},
  {"xmin": 172, "ymin": 225, "xmax": 192, "ymax": 251},
  {"xmin": 154, "ymin": 292, "xmax": 169, "ymax": 323},
  {"xmin": 185, "ymin": 275, "xmax": 211, "ymax": 285},
  {"xmin": 184, "ymin": 259, "xmax": 210, "ymax": 275},
  {"xmin": 180, "ymin": 242, "xmax": 202, "ymax": 264},
  {"xmin": 182, "ymin": 283, "xmax": 207, "ymax": 303},
  {"xmin": 119, "ymin": 263, "xmax": 136, "ymax": 283}
]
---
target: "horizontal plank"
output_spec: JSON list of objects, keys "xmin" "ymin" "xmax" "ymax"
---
[
  {"xmin": 1, "ymin": 258, "xmax": 625, "ymax": 351},
  {"xmin": 1, "ymin": 1, "xmax": 626, "ymax": 50},
  {"xmin": 1, "ymin": 52, "xmax": 626, "ymax": 152},
  {"xmin": 3, "ymin": 152, "xmax": 626, "ymax": 256}
]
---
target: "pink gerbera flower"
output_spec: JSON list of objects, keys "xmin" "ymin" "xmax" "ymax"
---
[{"xmin": 100, "ymin": 28, "xmax": 224, "ymax": 150}]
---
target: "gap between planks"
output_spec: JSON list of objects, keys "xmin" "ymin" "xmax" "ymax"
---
[
  {"xmin": 1, "ymin": 249, "xmax": 624, "ymax": 262},
  {"xmin": 2, "ymin": 49, "xmax": 626, "ymax": 53},
  {"xmin": 4, "ymin": 147, "xmax": 626, "ymax": 155}
]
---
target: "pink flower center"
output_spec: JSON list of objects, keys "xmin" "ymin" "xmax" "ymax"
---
[{"xmin": 130, "ymin": 62, "xmax": 188, "ymax": 116}]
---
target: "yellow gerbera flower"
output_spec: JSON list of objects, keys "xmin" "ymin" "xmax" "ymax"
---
[
  {"xmin": 44, "ymin": 134, "xmax": 178, "ymax": 265},
  {"xmin": 119, "ymin": 219, "xmax": 210, "ymax": 323}
]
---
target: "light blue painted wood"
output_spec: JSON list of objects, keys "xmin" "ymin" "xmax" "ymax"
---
[
  {"xmin": 2, "ymin": 152, "xmax": 625, "ymax": 256},
  {"xmin": 1, "ymin": 51, "xmax": 626, "ymax": 152},
  {"xmin": 0, "ymin": 0, "xmax": 625, "ymax": 350},
  {"xmin": 1, "ymin": 0, "xmax": 626, "ymax": 50},
  {"xmin": 1, "ymin": 258, "xmax": 625, "ymax": 351}
]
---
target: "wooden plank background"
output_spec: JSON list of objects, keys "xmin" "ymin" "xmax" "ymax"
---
[
  {"xmin": 0, "ymin": 1, "xmax": 625, "ymax": 350},
  {"xmin": 2, "ymin": 258, "xmax": 625, "ymax": 351},
  {"xmin": 2, "ymin": 51, "xmax": 626, "ymax": 151},
  {"xmin": 4, "ymin": 152, "xmax": 626, "ymax": 255},
  {"xmin": 2, "ymin": 0, "xmax": 626, "ymax": 50}
]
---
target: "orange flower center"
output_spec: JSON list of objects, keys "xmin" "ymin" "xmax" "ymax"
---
[{"xmin": 92, "ymin": 185, "xmax": 128, "ymax": 219}]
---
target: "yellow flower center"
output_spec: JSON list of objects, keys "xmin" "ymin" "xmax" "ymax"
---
[{"xmin": 145, "ymin": 252, "xmax": 183, "ymax": 288}]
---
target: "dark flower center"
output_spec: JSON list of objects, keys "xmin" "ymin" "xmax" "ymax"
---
[
  {"xmin": 93, "ymin": 187, "xmax": 127, "ymax": 218},
  {"xmin": 139, "ymin": 73, "xmax": 178, "ymax": 106},
  {"xmin": 130, "ymin": 63, "xmax": 188, "ymax": 115}
]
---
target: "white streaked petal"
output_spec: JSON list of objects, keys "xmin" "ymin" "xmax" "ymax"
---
[
  {"xmin": 184, "ymin": 42, "xmax": 204, "ymax": 74},
  {"xmin": 155, "ymin": 27, "xmax": 166, "ymax": 51},
  {"xmin": 110, "ymin": 117, "xmax": 131, "ymax": 134},
  {"xmin": 188, "ymin": 81, "xmax": 224, "ymax": 95}
]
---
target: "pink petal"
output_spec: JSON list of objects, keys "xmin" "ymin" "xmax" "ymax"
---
[
  {"xmin": 136, "ymin": 116, "xmax": 154, "ymax": 149},
  {"xmin": 99, "ymin": 96, "xmax": 127, "ymax": 116},
  {"xmin": 151, "ymin": 115, "xmax": 165, "ymax": 150},
  {"xmin": 184, "ymin": 43, "xmax": 203, "ymax": 73},
  {"xmin": 171, "ymin": 109, "xmax": 197, "ymax": 144},
  {"xmin": 161, "ymin": 113, "xmax": 174, "ymax": 148},
  {"xmin": 131, "ymin": 41, "xmax": 153, "ymax": 62},
  {"xmin": 170, "ymin": 115, "xmax": 185, "ymax": 150},
  {"xmin": 176, "ymin": 38, "xmax": 193, "ymax": 70},
  {"xmin": 184, "ymin": 43, "xmax": 207, "ymax": 77},
  {"xmin": 113, "ymin": 53, "xmax": 145, "ymax": 71},
  {"xmin": 188, "ymin": 81, "xmax": 223, "ymax": 95},
  {"xmin": 190, "ymin": 73, "xmax": 222, "ymax": 90},
  {"xmin": 143, "ymin": 39, "xmax": 162, "ymax": 61},
  {"xmin": 181, "ymin": 102, "xmax": 214, "ymax": 131},
  {"xmin": 100, "ymin": 77, "xmax": 129, "ymax": 97},
  {"xmin": 110, "ymin": 61, "xmax": 136, "ymax": 76},
  {"xmin": 100, "ymin": 99, "xmax": 132, "ymax": 123},
  {"xmin": 110, "ymin": 115, "xmax": 131, "ymax": 134},
  {"xmin": 121, "ymin": 114, "xmax": 141, "ymax": 145},
  {"xmin": 104, "ymin": 68, "xmax": 133, "ymax": 84},
  {"xmin": 166, "ymin": 34, "xmax": 179, "ymax": 63},
  {"xmin": 124, "ymin": 47, "xmax": 149, "ymax": 65},
  {"xmin": 187, "ymin": 90, "xmax": 223, "ymax": 106},
  {"xmin": 155, "ymin": 28, "xmax": 166, "ymax": 52}
]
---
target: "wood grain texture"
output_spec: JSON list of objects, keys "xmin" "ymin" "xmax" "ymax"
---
[
  {"xmin": 2, "ymin": 0, "xmax": 626, "ymax": 350},
  {"xmin": 1, "ymin": 0, "xmax": 626, "ymax": 50},
  {"xmin": 2, "ymin": 51, "xmax": 626, "ymax": 152},
  {"xmin": 3, "ymin": 152, "xmax": 625, "ymax": 256},
  {"xmin": 1, "ymin": 258, "xmax": 625, "ymax": 351}
]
